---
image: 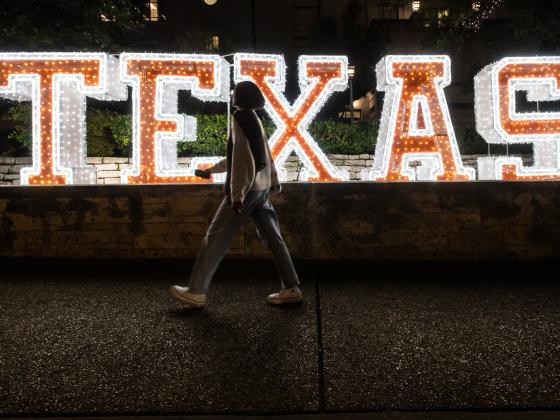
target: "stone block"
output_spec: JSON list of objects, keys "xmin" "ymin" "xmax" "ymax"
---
[
  {"xmin": 103, "ymin": 177, "xmax": 122, "ymax": 184},
  {"xmin": 8, "ymin": 165, "xmax": 24, "ymax": 174},
  {"xmin": 98, "ymin": 171, "xmax": 121, "ymax": 178},
  {"xmin": 0, "ymin": 157, "xmax": 15, "ymax": 164},
  {"xmin": 14, "ymin": 157, "xmax": 32, "ymax": 164},
  {"xmin": 0, "ymin": 166, "xmax": 10, "ymax": 173},
  {"xmin": 86, "ymin": 157, "xmax": 103, "ymax": 164},
  {"xmin": 1, "ymin": 183, "xmax": 559, "ymax": 260},
  {"xmin": 103, "ymin": 156, "xmax": 128, "ymax": 164},
  {"xmin": 96, "ymin": 164, "xmax": 119, "ymax": 171},
  {"xmin": 345, "ymin": 159, "xmax": 366, "ymax": 166},
  {"xmin": 103, "ymin": 157, "xmax": 129, "ymax": 163},
  {"xmin": 3, "ymin": 174, "xmax": 20, "ymax": 180}
]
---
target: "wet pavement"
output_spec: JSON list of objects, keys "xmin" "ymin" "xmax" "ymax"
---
[{"xmin": 1, "ymin": 260, "xmax": 559, "ymax": 418}]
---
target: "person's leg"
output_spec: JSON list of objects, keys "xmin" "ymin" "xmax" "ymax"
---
[
  {"xmin": 187, "ymin": 191, "xmax": 263, "ymax": 293},
  {"xmin": 249, "ymin": 193, "xmax": 300, "ymax": 289}
]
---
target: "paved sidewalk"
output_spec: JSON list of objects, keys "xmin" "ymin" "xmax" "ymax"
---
[
  {"xmin": 5, "ymin": 411, "xmax": 560, "ymax": 419},
  {"xmin": 1, "ymin": 261, "xmax": 560, "ymax": 417}
]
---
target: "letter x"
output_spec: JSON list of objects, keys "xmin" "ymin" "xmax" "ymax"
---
[{"xmin": 234, "ymin": 54, "xmax": 349, "ymax": 181}]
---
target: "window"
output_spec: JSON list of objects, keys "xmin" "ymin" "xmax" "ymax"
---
[
  {"xmin": 378, "ymin": 5, "xmax": 398, "ymax": 20},
  {"xmin": 208, "ymin": 35, "xmax": 220, "ymax": 51},
  {"xmin": 145, "ymin": 0, "xmax": 158, "ymax": 21},
  {"xmin": 438, "ymin": 9, "xmax": 449, "ymax": 19}
]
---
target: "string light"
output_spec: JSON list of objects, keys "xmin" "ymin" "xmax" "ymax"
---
[
  {"xmin": 119, "ymin": 53, "xmax": 229, "ymax": 184},
  {"xmin": 234, "ymin": 53, "xmax": 350, "ymax": 182},
  {"xmin": 475, "ymin": 57, "xmax": 560, "ymax": 180},
  {"xmin": 0, "ymin": 53, "xmax": 125, "ymax": 185},
  {"xmin": 362, "ymin": 55, "xmax": 475, "ymax": 181},
  {"xmin": 464, "ymin": 0, "xmax": 504, "ymax": 33},
  {"xmin": 5, "ymin": 51, "xmax": 560, "ymax": 186}
]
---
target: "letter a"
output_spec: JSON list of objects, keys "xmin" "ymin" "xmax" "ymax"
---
[{"xmin": 362, "ymin": 56, "xmax": 474, "ymax": 181}]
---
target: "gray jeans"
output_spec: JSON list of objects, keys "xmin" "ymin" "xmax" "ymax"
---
[{"xmin": 187, "ymin": 189, "xmax": 300, "ymax": 293}]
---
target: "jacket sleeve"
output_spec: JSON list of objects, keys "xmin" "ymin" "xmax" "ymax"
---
[
  {"xmin": 205, "ymin": 158, "xmax": 227, "ymax": 174},
  {"xmin": 230, "ymin": 119, "xmax": 256, "ymax": 203},
  {"xmin": 267, "ymin": 140, "xmax": 282, "ymax": 194}
]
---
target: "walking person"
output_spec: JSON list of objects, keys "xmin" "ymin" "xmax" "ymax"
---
[{"xmin": 170, "ymin": 81, "xmax": 302, "ymax": 308}]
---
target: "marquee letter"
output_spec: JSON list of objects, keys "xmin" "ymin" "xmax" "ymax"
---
[
  {"xmin": 475, "ymin": 57, "xmax": 560, "ymax": 180},
  {"xmin": 0, "ymin": 53, "xmax": 124, "ymax": 185},
  {"xmin": 234, "ymin": 54, "xmax": 349, "ymax": 181},
  {"xmin": 362, "ymin": 56, "xmax": 474, "ymax": 181},
  {"xmin": 120, "ymin": 54, "xmax": 229, "ymax": 184}
]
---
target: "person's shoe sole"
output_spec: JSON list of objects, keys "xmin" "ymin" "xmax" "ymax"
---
[
  {"xmin": 170, "ymin": 287, "xmax": 206, "ymax": 308},
  {"xmin": 267, "ymin": 297, "xmax": 303, "ymax": 305}
]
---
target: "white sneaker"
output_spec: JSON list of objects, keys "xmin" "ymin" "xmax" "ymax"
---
[
  {"xmin": 267, "ymin": 286, "xmax": 303, "ymax": 305},
  {"xmin": 169, "ymin": 285, "xmax": 207, "ymax": 308}
]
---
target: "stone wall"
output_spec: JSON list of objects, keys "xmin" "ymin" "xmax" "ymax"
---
[
  {"xmin": 1, "ymin": 182, "xmax": 559, "ymax": 260},
  {"xmin": 0, "ymin": 155, "xmax": 534, "ymax": 185}
]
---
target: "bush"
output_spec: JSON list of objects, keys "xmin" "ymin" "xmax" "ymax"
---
[
  {"xmin": 180, "ymin": 115, "xmax": 378, "ymax": 156},
  {"xmin": 4, "ymin": 102, "xmax": 32, "ymax": 153},
  {"xmin": 6, "ymin": 104, "xmax": 539, "ymax": 158},
  {"xmin": 455, "ymin": 127, "xmax": 488, "ymax": 155},
  {"xmin": 178, "ymin": 113, "xmax": 228, "ymax": 156},
  {"xmin": 1, "ymin": 106, "xmax": 379, "ymax": 157},
  {"xmin": 86, "ymin": 109, "xmax": 132, "ymax": 156},
  {"xmin": 1, "ymin": 103, "xmax": 133, "ymax": 157},
  {"xmin": 310, "ymin": 120, "xmax": 377, "ymax": 155}
]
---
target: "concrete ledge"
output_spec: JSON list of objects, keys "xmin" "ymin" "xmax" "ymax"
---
[{"xmin": 1, "ymin": 182, "xmax": 560, "ymax": 259}]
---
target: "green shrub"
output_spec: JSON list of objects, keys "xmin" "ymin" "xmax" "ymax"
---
[
  {"xmin": 2, "ymin": 103, "xmax": 133, "ymax": 157},
  {"xmin": 1, "ymin": 106, "xmax": 379, "ymax": 157},
  {"xmin": 86, "ymin": 109, "xmax": 132, "ymax": 156},
  {"xmin": 455, "ymin": 127, "xmax": 488, "ymax": 155},
  {"xmin": 178, "ymin": 113, "xmax": 228, "ymax": 156},
  {"xmin": 180, "ymin": 115, "xmax": 378, "ymax": 156},
  {"xmin": 310, "ymin": 120, "xmax": 377, "ymax": 155},
  {"xmin": 4, "ymin": 102, "xmax": 32, "ymax": 151}
]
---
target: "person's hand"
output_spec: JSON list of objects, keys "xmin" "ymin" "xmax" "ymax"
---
[
  {"xmin": 231, "ymin": 200, "xmax": 244, "ymax": 215},
  {"xmin": 269, "ymin": 184, "xmax": 282, "ymax": 195},
  {"xmin": 194, "ymin": 169, "xmax": 211, "ymax": 179}
]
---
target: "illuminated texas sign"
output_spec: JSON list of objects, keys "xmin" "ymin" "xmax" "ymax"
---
[{"xmin": 0, "ymin": 52, "xmax": 559, "ymax": 185}]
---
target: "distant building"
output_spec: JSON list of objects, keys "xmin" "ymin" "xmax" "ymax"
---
[{"xmin": 140, "ymin": 0, "xmax": 504, "ymax": 126}]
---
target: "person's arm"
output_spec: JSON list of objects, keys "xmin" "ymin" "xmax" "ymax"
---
[
  {"xmin": 205, "ymin": 158, "xmax": 227, "ymax": 174},
  {"xmin": 194, "ymin": 158, "xmax": 226, "ymax": 179},
  {"xmin": 266, "ymin": 140, "xmax": 282, "ymax": 194},
  {"xmin": 230, "ymin": 118, "xmax": 256, "ymax": 206}
]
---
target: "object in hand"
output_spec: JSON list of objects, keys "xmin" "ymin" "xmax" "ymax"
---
[{"xmin": 194, "ymin": 169, "xmax": 211, "ymax": 179}]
